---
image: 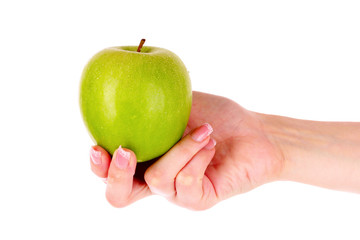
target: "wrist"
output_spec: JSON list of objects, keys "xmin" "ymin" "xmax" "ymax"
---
[
  {"xmin": 257, "ymin": 112, "xmax": 360, "ymax": 193},
  {"xmin": 255, "ymin": 112, "xmax": 293, "ymax": 181}
]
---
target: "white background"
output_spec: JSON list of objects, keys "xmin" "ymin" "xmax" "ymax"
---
[{"xmin": 1, "ymin": 0, "xmax": 359, "ymax": 239}]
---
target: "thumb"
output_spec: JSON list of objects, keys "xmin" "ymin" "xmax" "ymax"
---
[{"xmin": 105, "ymin": 146, "xmax": 137, "ymax": 207}]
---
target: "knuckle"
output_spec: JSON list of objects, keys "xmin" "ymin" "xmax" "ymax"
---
[
  {"xmin": 177, "ymin": 140, "xmax": 197, "ymax": 155},
  {"xmin": 107, "ymin": 171, "xmax": 126, "ymax": 182},
  {"xmin": 144, "ymin": 169, "xmax": 163, "ymax": 187},
  {"xmin": 144, "ymin": 170, "xmax": 174, "ymax": 197},
  {"xmin": 176, "ymin": 171, "xmax": 194, "ymax": 186}
]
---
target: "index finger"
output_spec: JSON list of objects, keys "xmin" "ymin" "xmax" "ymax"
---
[{"xmin": 144, "ymin": 123, "xmax": 213, "ymax": 197}]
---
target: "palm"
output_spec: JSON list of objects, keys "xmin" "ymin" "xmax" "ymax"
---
[{"xmin": 188, "ymin": 91, "xmax": 284, "ymax": 200}]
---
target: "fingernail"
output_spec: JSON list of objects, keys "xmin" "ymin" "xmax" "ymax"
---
[
  {"xmin": 191, "ymin": 123, "xmax": 213, "ymax": 142},
  {"xmin": 115, "ymin": 146, "xmax": 131, "ymax": 169},
  {"xmin": 90, "ymin": 147, "xmax": 102, "ymax": 165},
  {"xmin": 204, "ymin": 138, "xmax": 217, "ymax": 150}
]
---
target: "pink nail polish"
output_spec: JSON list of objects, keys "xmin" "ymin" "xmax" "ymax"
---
[
  {"xmin": 115, "ymin": 146, "xmax": 131, "ymax": 169},
  {"xmin": 191, "ymin": 123, "xmax": 213, "ymax": 142},
  {"xmin": 204, "ymin": 138, "xmax": 217, "ymax": 150},
  {"xmin": 90, "ymin": 147, "xmax": 102, "ymax": 165}
]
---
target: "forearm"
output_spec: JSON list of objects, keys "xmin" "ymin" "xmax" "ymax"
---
[{"xmin": 259, "ymin": 113, "xmax": 360, "ymax": 193}]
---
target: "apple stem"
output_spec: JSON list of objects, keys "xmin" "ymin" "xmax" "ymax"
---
[{"xmin": 137, "ymin": 39, "xmax": 146, "ymax": 52}]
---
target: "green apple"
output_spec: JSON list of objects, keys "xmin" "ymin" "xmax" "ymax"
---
[{"xmin": 79, "ymin": 40, "xmax": 192, "ymax": 162}]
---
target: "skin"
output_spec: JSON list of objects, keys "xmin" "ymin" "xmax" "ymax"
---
[{"xmin": 90, "ymin": 91, "xmax": 360, "ymax": 210}]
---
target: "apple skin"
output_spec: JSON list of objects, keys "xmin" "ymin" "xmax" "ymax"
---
[{"xmin": 80, "ymin": 46, "xmax": 192, "ymax": 162}]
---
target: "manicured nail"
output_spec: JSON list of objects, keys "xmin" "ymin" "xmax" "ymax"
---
[
  {"xmin": 204, "ymin": 138, "xmax": 217, "ymax": 150},
  {"xmin": 90, "ymin": 147, "xmax": 102, "ymax": 165},
  {"xmin": 115, "ymin": 146, "xmax": 131, "ymax": 169},
  {"xmin": 191, "ymin": 123, "xmax": 213, "ymax": 142}
]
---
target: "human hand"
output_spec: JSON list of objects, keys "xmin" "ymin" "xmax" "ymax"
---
[
  {"xmin": 89, "ymin": 122, "xmax": 216, "ymax": 209},
  {"xmin": 89, "ymin": 91, "xmax": 285, "ymax": 210}
]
